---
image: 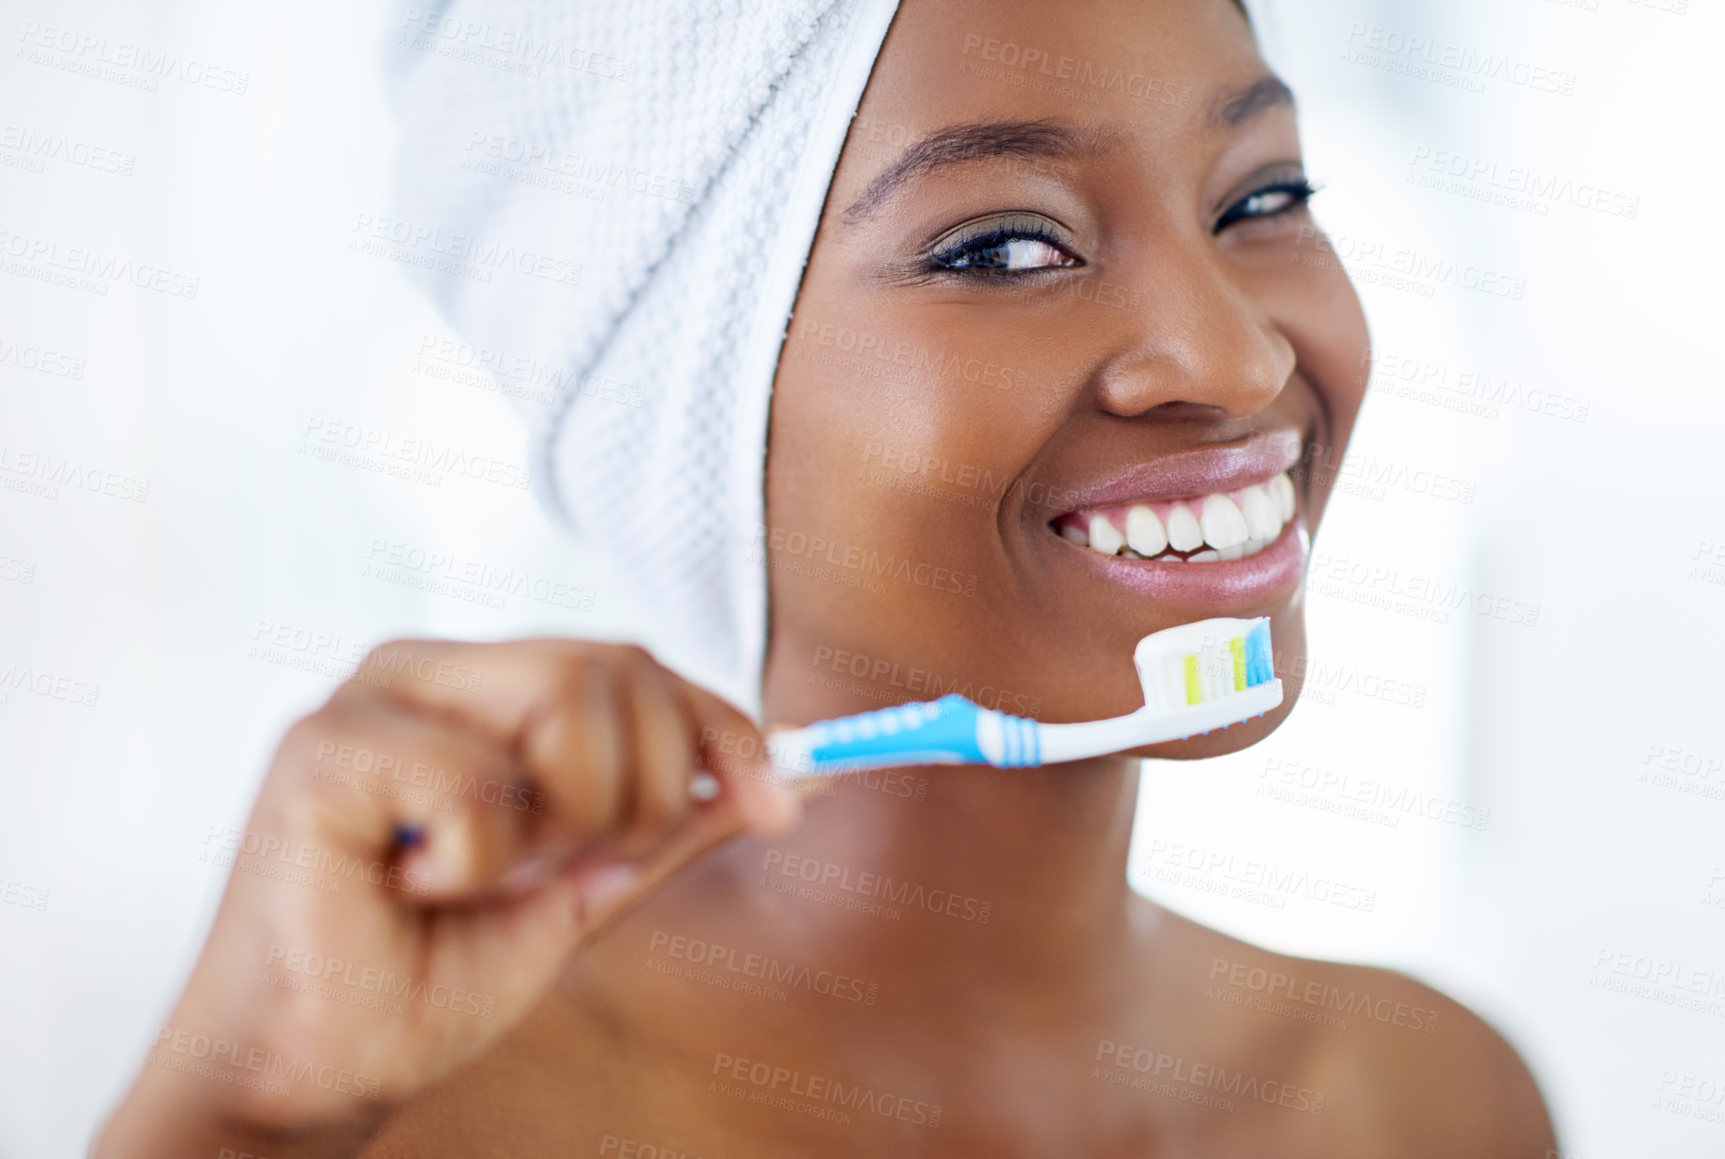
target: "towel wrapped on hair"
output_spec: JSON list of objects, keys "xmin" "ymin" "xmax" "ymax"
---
[{"xmin": 389, "ymin": 0, "xmax": 902, "ymax": 715}]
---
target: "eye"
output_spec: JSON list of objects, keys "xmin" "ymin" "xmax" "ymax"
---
[
  {"xmin": 1214, "ymin": 179, "xmax": 1318, "ymax": 233},
  {"xmin": 926, "ymin": 214, "xmax": 1083, "ymax": 274}
]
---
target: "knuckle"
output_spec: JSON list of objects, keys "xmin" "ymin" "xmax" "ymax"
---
[
  {"xmin": 613, "ymin": 641, "xmax": 654, "ymax": 665},
  {"xmin": 264, "ymin": 711, "xmax": 360, "ymax": 810},
  {"xmin": 570, "ymin": 652, "xmax": 609, "ymax": 696},
  {"xmin": 541, "ymin": 641, "xmax": 603, "ymax": 689},
  {"xmin": 536, "ymin": 672, "xmax": 610, "ymax": 754},
  {"xmin": 333, "ymin": 637, "xmax": 434, "ymax": 698},
  {"xmin": 276, "ymin": 708, "xmax": 346, "ymax": 768},
  {"xmin": 607, "ymin": 641, "xmax": 661, "ymax": 683},
  {"xmin": 365, "ymin": 636, "xmax": 432, "ymax": 664}
]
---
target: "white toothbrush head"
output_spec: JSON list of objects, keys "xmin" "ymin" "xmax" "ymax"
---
[
  {"xmin": 1132, "ymin": 616, "xmax": 1278, "ymax": 713},
  {"xmin": 1033, "ymin": 616, "xmax": 1283, "ymax": 764}
]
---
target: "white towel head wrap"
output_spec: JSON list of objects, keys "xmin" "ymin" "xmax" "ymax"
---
[{"xmin": 390, "ymin": 0, "xmax": 902, "ymax": 717}]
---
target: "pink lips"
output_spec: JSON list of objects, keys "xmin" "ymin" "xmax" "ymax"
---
[
  {"xmin": 1044, "ymin": 430, "xmax": 1310, "ymax": 612},
  {"xmin": 1048, "ymin": 430, "xmax": 1303, "ymax": 515},
  {"xmin": 1062, "ymin": 518, "xmax": 1309, "ymax": 611}
]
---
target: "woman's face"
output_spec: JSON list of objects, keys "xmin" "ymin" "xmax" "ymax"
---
[{"xmin": 763, "ymin": 0, "xmax": 1370, "ymax": 756}]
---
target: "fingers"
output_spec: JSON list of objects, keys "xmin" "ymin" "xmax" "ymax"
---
[
  {"xmin": 510, "ymin": 647, "xmax": 715, "ymax": 860},
  {"xmin": 681, "ymin": 680, "xmax": 803, "ymax": 834},
  {"xmin": 515, "ymin": 654, "xmax": 628, "ymax": 849},
  {"xmin": 331, "ymin": 637, "xmax": 618, "ymax": 747},
  {"xmin": 261, "ymin": 697, "xmax": 545, "ymax": 904},
  {"xmin": 586, "ymin": 787, "xmax": 762, "ymax": 930},
  {"xmin": 298, "ymin": 638, "xmax": 799, "ymax": 907},
  {"xmin": 526, "ymin": 783, "xmax": 767, "ymax": 953},
  {"xmin": 142, "ymin": 636, "xmax": 813, "ymax": 1143},
  {"xmin": 340, "ymin": 637, "xmax": 799, "ymax": 833},
  {"xmin": 614, "ymin": 659, "xmax": 700, "ymax": 855}
]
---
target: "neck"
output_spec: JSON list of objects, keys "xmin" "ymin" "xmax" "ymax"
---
[{"xmin": 728, "ymin": 752, "xmax": 1146, "ymax": 997}]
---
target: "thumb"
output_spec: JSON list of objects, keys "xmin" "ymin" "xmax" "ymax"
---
[{"xmin": 445, "ymin": 784, "xmax": 778, "ymax": 991}]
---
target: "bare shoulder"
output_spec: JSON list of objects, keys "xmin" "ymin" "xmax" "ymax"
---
[
  {"xmin": 1293, "ymin": 958, "xmax": 1557, "ymax": 1158},
  {"xmin": 1148, "ymin": 906, "xmax": 1557, "ymax": 1158}
]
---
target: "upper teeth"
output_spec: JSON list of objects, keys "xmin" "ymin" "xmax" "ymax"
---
[
  {"xmin": 1239, "ymin": 485, "xmax": 1281, "ymax": 539},
  {"xmin": 1268, "ymin": 473, "xmax": 1295, "ymax": 521},
  {"xmin": 1125, "ymin": 506, "xmax": 1166, "ymax": 556},
  {"xmin": 1087, "ymin": 513, "xmax": 1125, "ymax": 555},
  {"xmin": 1056, "ymin": 471, "xmax": 1298, "ymax": 563},
  {"xmin": 1165, "ymin": 504, "xmax": 1203, "ymax": 552},
  {"xmin": 1199, "ymin": 493, "xmax": 1249, "ymax": 551}
]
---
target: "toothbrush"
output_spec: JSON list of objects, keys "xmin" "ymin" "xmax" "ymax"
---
[{"xmin": 766, "ymin": 617, "xmax": 1281, "ymax": 777}]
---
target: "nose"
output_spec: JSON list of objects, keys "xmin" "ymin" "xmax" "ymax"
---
[{"xmin": 1091, "ymin": 239, "xmax": 1295, "ymax": 419}]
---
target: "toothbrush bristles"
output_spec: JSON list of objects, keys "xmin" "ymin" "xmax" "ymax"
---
[{"xmin": 1133, "ymin": 616, "xmax": 1277, "ymax": 713}]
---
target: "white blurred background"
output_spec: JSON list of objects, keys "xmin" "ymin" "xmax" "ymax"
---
[{"xmin": 1, "ymin": 0, "xmax": 1721, "ymax": 1155}]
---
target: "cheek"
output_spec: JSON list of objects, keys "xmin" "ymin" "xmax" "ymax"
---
[
  {"xmin": 1277, "ymin": 257, "xmax": 1373, "ymax": 445},
  {"xmin": 770, "ymin": 308, "xmax": 1032, "ymax": 551}
]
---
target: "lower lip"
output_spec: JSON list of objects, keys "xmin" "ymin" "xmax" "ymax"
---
[{"xmin": 1057, "ymin": 518, "xmax": 1309, "ymax": 612}]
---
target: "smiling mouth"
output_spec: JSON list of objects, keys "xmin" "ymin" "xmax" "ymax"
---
[{"xmin": 1050, "ymin": 471, "xmax": 1298, "ymax": 563}]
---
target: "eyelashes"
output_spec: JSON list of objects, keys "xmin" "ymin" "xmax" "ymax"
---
[
  {"xmin": 925, "ymin": 213, "xmax": 1082, "ymax": 275},
  {"xmin": 1213, "ymin": 178, "xmax": 1319, "ymax": 232},
  {"xmin": 919, "ymin": 177, "xmax": 1319, "ymax": 278}
]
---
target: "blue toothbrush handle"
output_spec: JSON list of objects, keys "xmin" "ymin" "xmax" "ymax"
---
[{"xmin": 768, "ymin": 694, "xmax": 1042, "ymax": 776}]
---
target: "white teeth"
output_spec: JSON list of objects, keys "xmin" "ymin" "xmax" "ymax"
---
[
  {"xmin": 1165, "ymin": 504, "xmax": 1204, "ymax": 552},
  {"xmin": 1200, "ymin": 494, "xmax": 1249, "ymax": 551},
  {"xmin": 1125, "ymin": 505, "xmax": 1167, "ymax": 556},
  {"xmin": 1063, "ymin": 472, "xmax": 1299, "ymax": 563},
  {"xmin": 1088, "ymin": 513, "xmax": 1125, "ymax": 555},
  {"xmin": 1239, "ymin": 485, "xmax": 1281, "ymax": 541},
  {"xmin": 1269, "ymin": 472, "xmax": 1296, "ymax": 521}
]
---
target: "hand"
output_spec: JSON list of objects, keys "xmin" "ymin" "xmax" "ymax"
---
[{"xmin": 95, "ymin": 639, "xmax": 800, "ymax": 1157}]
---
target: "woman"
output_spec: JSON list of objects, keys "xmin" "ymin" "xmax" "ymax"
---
[{"xmin": 97, "ymin": 0, "xmax": 1557, "ymax": 1153}]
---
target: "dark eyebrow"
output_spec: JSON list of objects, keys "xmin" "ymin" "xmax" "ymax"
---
[
  {"xmin": 841, "ymin": 81, "xmax": 1294, "ymax": 224},
  {"xmin": 841, "ymin": 119, "xmax": 1107, "ymax": 223},
  {"xmin": 1214, "ymin": 74, "xmax": 1295, "ymax": 128}
]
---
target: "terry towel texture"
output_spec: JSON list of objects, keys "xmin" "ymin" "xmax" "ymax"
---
[{"xmin": 390, "ymin": 0, "xmax": 902, "ymax": 716}]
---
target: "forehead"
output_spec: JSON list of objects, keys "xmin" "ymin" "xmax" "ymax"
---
[{"xmin": 852, "ymin": 0, "xmax": 1269, "ymax": 148}]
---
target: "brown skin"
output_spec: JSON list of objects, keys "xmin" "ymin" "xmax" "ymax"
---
[{"xmin": 95, "ymin": 1, "xmax": 1556, "ymax": 1156}]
